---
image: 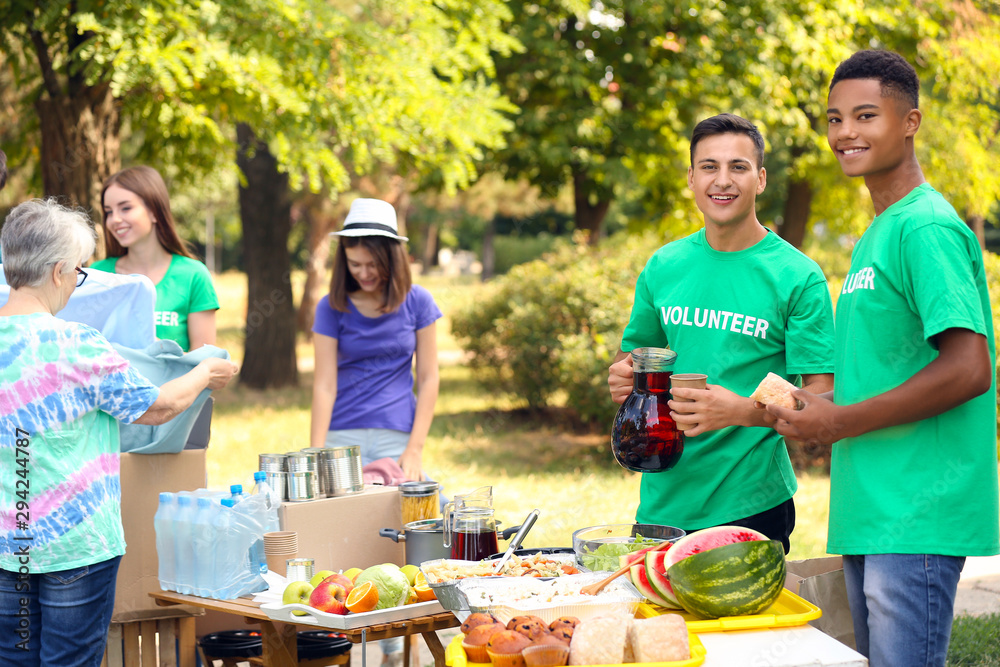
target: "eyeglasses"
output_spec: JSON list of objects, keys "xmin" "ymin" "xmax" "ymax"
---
[{"xmin": 75, "ymin": 267, "xmax": 87, "ymax": 287}]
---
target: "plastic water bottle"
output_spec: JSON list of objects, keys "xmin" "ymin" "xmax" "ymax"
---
[
  {"xmin": 173, "ymin": 494, "xmax": 196, "ymax": 595},
  {"xmin": 192, "ymin": 497, "xmax": 216, "ymax": 597},
  {"xmin": 251, "ymin": 471, "xmax": 281, "ymax": 531},
  {"xmin": 154, "ymin": 492, "xmax": 176, "ymax": 591},
  {"xmin": 230, "ymin": 484, "xmax": 244, "ymax": 502},
  {"xmin": 213, "ymin": 498, "xmax": 238, "ymax": 598}
]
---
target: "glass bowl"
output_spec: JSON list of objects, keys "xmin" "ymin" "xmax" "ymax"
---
[{"xmin": 572, "ymin": 523, "xmax": 685, "ymax": 571}]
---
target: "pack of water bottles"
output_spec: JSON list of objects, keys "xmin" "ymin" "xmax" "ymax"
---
[{"xmin": 154, "ymin": 472, "xmax": 280, "ymax": 599}]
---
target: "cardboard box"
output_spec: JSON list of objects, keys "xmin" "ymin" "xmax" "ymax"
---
[
  {"xmin": 112, "ymin": 450, "xmax": 208, "ymax": 622},
  {"xmin": 785, "ymin": 556, "xmax": 855, "ymax": 649},
  {"xmin": 278, "ymin": 485, "xmax": 405, "ymax": 572}
]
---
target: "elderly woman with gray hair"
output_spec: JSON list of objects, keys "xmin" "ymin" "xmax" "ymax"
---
[{"xmin": 0, "ymin": 199, "xmax": 238, "ymax": 667}]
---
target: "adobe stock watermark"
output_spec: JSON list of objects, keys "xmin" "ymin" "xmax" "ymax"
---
[{"xmin": 12, "ymin": 427, "xmax": 33, "ymax": 652}]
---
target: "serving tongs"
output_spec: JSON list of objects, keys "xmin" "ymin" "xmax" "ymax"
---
[
  {"xmin": 492, "ymin": 509, "xmax": 540, "ymax": 573},
  {"xmin": 580, "ymin": 540, "xmax": 673, "ymax": 595}
]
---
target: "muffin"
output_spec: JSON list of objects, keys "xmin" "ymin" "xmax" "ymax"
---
[
  {"xmin": 548, "ymin": 627, "xmax": 573, "ymax": 645},
  {"xmin": 506, "ymin": 615, "xmax": 545, "ymax": 631},
  {"xmin": 462, "ymin": 613, "xmax": 500, "ymax": 635},
  {"xmin": 510, "ymin": 617, "xmax": 548, "ymax": 641},
  {"xmin": 548, "ymin": 617, "xmax": 579, "ymax": 633},
  {"xmin": 487, "ymin": 630, "xmax": 532, "ymax": 667},
  {"xmin": 530, "ymin": 633, "xmax": 566, "ymax": 647},
  {"xmin": 522, "ymin": 644, "xmax": 570, "ymax": 667},
  {"xmin": 462, "ymin": 622, "xmax": 506, "ymax": 663}
]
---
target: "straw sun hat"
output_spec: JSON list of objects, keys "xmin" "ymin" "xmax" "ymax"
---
[{"xmin": 330, "ymin": 198, "xmax": 408, "ymax": 242}]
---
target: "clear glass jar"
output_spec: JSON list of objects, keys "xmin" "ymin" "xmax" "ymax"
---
[
  {"xmin": 400, "ymin": 481, "xmax": 440, "ymax": 525},
  {"xmin": 611, "ymin": 347, "xmax": 685, "ymax": 472}
]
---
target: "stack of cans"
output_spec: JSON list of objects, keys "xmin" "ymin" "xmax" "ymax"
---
[{"xmin": 258, "ymin": 453, "xmax": 288, "ymax": 501}]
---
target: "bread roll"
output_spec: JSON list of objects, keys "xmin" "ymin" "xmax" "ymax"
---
[
  {"xmin": 568, "ymin": 615, "xmax": 631, "ymax": 665},
  {"xmin": 750, "ymin": 372, "xmax": 801, "ymax": 410},
  {"xmin": 628, "ymin": 614, "xmax": 690, "ymax": 662}
]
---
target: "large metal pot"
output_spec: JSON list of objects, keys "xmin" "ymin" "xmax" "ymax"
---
[{"xmin": 379, "ymin": 519, "xmax": 520, "ymax": 566}]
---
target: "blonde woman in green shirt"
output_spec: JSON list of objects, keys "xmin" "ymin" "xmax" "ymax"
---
[{"xmin": 92, "ymin": 166, "xmax": 219, "ymax": 351}]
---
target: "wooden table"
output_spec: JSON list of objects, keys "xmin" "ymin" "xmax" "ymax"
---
[{"xmin": 150, "ymin": 590, "xmax": 459, "ymax": 667}]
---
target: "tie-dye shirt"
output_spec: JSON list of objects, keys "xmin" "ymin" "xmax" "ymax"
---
[{"xmin": 0, "ymin": 313, "xmax": 159, "ymax": 573}]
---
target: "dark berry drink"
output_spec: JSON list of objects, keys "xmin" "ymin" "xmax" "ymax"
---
[
  {"xmin": 451, "ymin": 529, "xmax": 499, "ymax": 561},
  {"xmin": 611, "ymin": 370, "xmax": 684, "ymax": 473}
]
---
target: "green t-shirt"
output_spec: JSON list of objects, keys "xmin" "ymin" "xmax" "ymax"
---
[
  {"xmin": 830, "ymin": 184, "xmax": 999, "ymax": 556},
  {"xmin": 91, "ymin": 254, "xmax": 219, "ymax": 351},
  {"xmin": 622, "ymin": 229, "xmax": 835, "ymax": 529}
]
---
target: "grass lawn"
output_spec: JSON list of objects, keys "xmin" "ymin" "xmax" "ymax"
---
[{"xmin": 207, "ymin": 271, "xmax": 833, "ymax": 561}]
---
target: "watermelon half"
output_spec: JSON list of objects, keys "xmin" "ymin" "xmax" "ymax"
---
[
  {"xmin": 643, "ymin": 525, "xmax": 768, "ymax": 610},
  {"xmin": 667, "ymin": 539, "xmax": 786, "ymax": 619}
]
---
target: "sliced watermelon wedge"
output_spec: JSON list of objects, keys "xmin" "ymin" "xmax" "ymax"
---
[
  {"xmin": 628, "ymin": 561, "xmax": 678, "ymax": 608},
  {"xmin": 644, "ymin": 548, "xmax": 682, "ymax": 608}
]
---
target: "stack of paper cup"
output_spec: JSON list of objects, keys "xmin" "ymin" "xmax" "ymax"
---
[
  {"xmin": 670, "ymin": 373, "xmax": 708, "ymax": 431},
  {"xmin": 263, "ymin": 531, "xmax": 298, "ymax": 576}
]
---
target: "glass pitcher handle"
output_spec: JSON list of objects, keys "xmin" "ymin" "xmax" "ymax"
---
[{"xmin": 442, "ymin": 501, "xmax": 454, "ymax": 547}]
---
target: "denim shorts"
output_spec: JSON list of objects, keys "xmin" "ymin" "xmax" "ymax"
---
[
  {"xmin": 324, "ymin": 428, "xmax": 410, "ymax": 466},
  {"xmin": 0, "ymin": 556, "xmax": 123, "ymax": 666},
  {"xmin": 843, "ymin": 553, "xmax": 965, "ymax": 667}
]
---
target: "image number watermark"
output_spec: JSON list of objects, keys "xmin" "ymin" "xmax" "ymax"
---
[{"xmin": 13, "ymin": 427, "xmax": 32, "ymax": 651}]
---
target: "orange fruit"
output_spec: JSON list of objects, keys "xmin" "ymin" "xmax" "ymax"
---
[
  {"xmin": 413, "ymin": 572, "xmax": 436, "ymax": 602},
  {"xmin": 414, "ymin": 582, "xmax": 436, "ymax": 602},
  {"xmin": 345, "ymin": 580, "xmax": 378, "ymax": 613}
]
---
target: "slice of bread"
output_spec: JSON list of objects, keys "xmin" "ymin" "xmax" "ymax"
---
[
  {"xmin": 750, "ymin": 372, "xmax": 801, "ymax": 410},
  {"xmin": 628, "ymin": 614, "xmax": 689, "ymax": 662}
]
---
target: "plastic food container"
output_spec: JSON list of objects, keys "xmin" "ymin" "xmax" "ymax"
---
[
  {"xmin": 444, "ymin": 632, "xmax": 707, "ymax": 667},
  {"xmin": 572, "ymin": 524, "xmax": 685, "ymax": 571},
  {"xmin": 457, "ymin": 572, "xmax": 642, "ymax": 625}
]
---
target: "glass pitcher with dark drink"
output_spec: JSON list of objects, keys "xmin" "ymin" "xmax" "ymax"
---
[
  {"xmin": 444, "ymin": 507, "xmax": 499, "ymax": 561},
  {"xmin": 611, "ymin": 347, "xmax": 685, "ymax": 472}
]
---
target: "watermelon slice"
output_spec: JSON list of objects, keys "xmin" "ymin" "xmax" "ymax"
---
[
  {"xmin": 628, "ymin": 561, "xmax": 678, "ymax": 608},
  {"xmin": 644, "ymin": 549, "xmax": 682, "ymax": 608}
]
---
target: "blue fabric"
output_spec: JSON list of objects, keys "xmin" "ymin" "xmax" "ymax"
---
[
  {"xmin": 0, "ymin": 266, "xmax": 156, "ymax": 349},
  {"xmin": 843, "ymin": 553, "xmax": 965, "ymax": 667},
  {"xmin": 114, "ymin": 340, "xmax": 230, "ymax": 454},
  {"xmin": 0, "ymin": 555, "xmax": 122, "ymax": 667}
]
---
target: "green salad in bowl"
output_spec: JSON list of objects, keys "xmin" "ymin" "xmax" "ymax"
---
[{"xmin": 572, "ymin": 524, "xmax": 685, "ymax": 571}]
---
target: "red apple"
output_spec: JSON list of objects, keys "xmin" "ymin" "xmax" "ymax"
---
[{"xmin": 308, "ymin": 574, "xmax": 354, "ymax": 615}]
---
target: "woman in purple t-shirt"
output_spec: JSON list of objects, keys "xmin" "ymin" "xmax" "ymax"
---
[{"xmin": 310, "ymin": 199, "xmax": 442, "ymax": 483}]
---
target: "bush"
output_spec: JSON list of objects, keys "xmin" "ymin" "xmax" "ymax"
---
[
  {"xmin": 451, "ymin": 231, "xmax": 659, "ymax": 424},
  {"xmin": 492, "ymin": 233, "xmax": 559, "ymax": 275}
]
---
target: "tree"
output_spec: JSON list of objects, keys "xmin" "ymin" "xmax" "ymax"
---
[
  {"xmin": 3, "ymin": 0, "xmax": 521, "ymax": 388},
  {"xmin": 490, "ymin": 0, "xmax": 800, "ymax": 243}
]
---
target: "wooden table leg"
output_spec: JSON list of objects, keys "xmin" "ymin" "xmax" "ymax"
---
[
  {"xmin": 421, "ymin": 631, "xmax": 447, "ymax": 667},
  {"xmin": 259, "ymin": 621, "xmax": 298, "ymax": 667}
]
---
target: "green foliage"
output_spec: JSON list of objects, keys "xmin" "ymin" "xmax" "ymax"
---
[
  {"xmin": 451, "ymin": 231, "xmax": 657, "ymax": 423},
  {"xmin": 947, "ymin": 612, "xmax": 1000, "ymax": 667},
  {"xmin": 492, "ymin": 233, "xmax": 559, "ymax": 274},
  {"xmin": 2, "ymin": 0, "xmax": 520, "ymax": 200}
]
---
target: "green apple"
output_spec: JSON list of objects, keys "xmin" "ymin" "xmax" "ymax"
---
[
  {"xmin": 310, "ymin": 570, "xmax": 337, "ymax": 588},
  {"xmin": 343, "ymin": 567, "xmax": 363, "ymax": 582},
  {"xmin": 282, "ymin": 580, "xmax": 314, "ymax": 616},
  {"xmin": 400, "ymin": 564, "xmax": 420, "ymax": 586}
]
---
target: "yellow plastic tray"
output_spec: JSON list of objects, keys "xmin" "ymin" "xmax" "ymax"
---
[
  {"xmin": 445, "ymin": 632, "xmax": 706, "ymax": 667},
  {"xmin": 636, "ymin": 587, "xmax": 822, "ymax": 633}
]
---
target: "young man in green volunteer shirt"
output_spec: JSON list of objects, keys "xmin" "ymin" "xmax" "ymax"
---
[
  {"xmin": 769, "ymin": 50, "xmax": 999, "ymax": 666},
  {"xmin": 608, "ymin": 113, "xmax": 835, "ymax": 552}
]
